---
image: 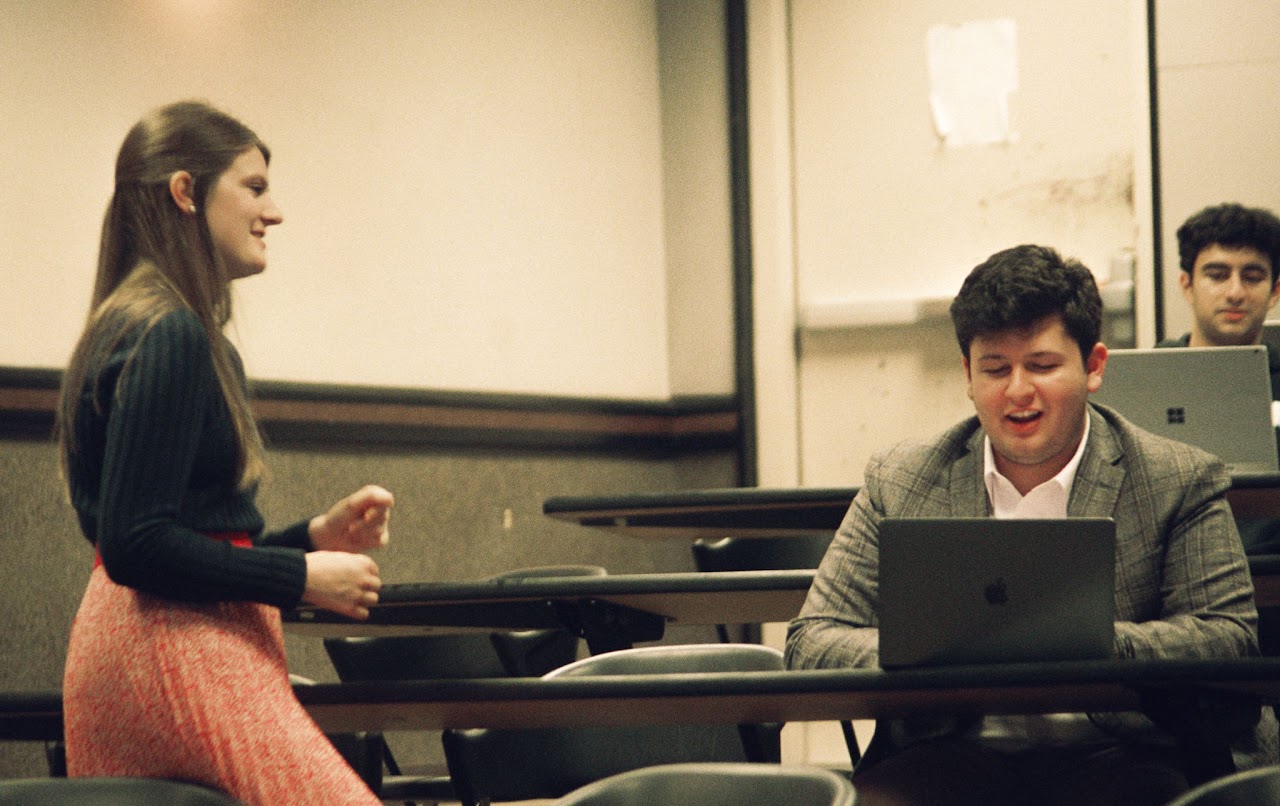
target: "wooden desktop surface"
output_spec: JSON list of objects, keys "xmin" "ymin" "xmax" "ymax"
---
[
  {"xmin": 284, "ymin": 562, "xmax": 1280, "ymax": 642},
  {"xmin": 543, "ymin": 474, "xmax": 1280, "ymax": 537},
  {"xmin": 283, "ymin": 570, "xmax": 814, "ymax": 642},
  {"xmin": 543, "ymin": 480, "xmax": 1280, "ymax": 608},
  {"xmin": 543, "ymin": 486, "xmax": 855, "ymax": 539},
  {"xmin": 7, "ymin": 658, "xmax": 1280, "ymax": 740},
  {"xmin": 298, "ymin": 657, "xmax": 1280, "ymax": 734}
]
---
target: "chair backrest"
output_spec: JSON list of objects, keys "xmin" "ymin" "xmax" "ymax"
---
[
  {"xmin": 689, "ymin": 537, "xmax": 864, "ymax": 771},
  {"xmin": 1165, "ymin": 765, "xmax": 1280, "ymax": 806},
  {"xmin": 325, "ymin": 633, "xmax": 513, "ymax": 680},
  {"xmin": 441, "ymin": 643, "xmax": 786, "ymax": 804},
  {"xmin": 0, "ymin": 777, "xmax": 243, "ymax": 806},
  {"xmin": 692, "ymin": 535, "xmax": 833, "ymax": 573},
  {"xmin": 545, "ymin": 642, "xmax": 786, "ymax": 677},
  {"xmin": 492, "ymin": 565, "xmax": 608, "ymax": 582},
  {"xmin": 550, "ymin": 762, "xmax": 856, "ymax": 806},
  {"xmin": 324, "ymin": 564, "xmax": 608, "ymax": 681},
  {"xmin": 321, "ymin": 565, "xmax": 607, "ymax": 796}
]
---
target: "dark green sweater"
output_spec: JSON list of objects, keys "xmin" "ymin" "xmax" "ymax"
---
[{"xmin": 68, "ymin": 308, "xmax": 308, "ymax": 608}]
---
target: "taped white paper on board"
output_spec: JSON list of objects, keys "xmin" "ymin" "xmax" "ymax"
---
[{"xmin": 927, "ymin": 18, "xmax": 1018, "ymax": 148}]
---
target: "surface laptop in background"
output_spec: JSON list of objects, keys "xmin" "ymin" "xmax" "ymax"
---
[
  {"xmin": 1091, "ymin": 346, "xmax": 1278, "ymax": 473},
  {"xmin": 877, "ymin": 517, "xmax": 1116, "ymax": 669}
]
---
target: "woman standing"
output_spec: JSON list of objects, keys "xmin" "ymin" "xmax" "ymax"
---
[{"xmin": 58, "ymin": 100, "xmax": 389, "ymax": 805}]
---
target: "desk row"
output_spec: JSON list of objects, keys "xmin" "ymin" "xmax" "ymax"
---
[
  {"xmin": 282, "ymin": 562, "xmax": 1280, "ymax": 645},
  {"xmin": 542, "ymin": 476, "xmax": 1280, "ymax": 538},
  {"xmin": 6, "ymin": 658, "xmax": 1280, "ymax": 740}
]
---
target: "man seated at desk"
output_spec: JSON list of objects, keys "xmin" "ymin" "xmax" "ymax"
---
[
  {"xmin": 1158, "ymin": 202, "xmax": 1280, "ymax": 554},
  {"xmin": 786, "ymin": 244, "xmax": 1273, "ymax": 805}
]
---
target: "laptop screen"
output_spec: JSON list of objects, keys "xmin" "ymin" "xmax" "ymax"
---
[
  {"xmin": 1091, "ymin": 346, "xmax": 1278, "ymax": 473},
  {"xmin": 877, "ymin": 517, "xmax": 1116, "ymax": 669}
]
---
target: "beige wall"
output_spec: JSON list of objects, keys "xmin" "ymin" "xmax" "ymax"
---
[
  {"xmin": 752, "ymin": 0, "xmax": 1152, "ymax": 491},
  {"xmin": 0, "ymin": 0, "xmax": 742, "ymax": 781},
  {"xmin": 658, "ymin": 0, "xmax": 737, "ymax": 396},
  {"xmin": 0, "ymin": 0, "xmax": 734, "ymax": 400},
  {"xmin": 785, "ymin": 0, "xmax": 1146, "ymax": 489},
  {"xmin": 1156, "ymin": 0, "xmax": 1280, "ymax": 340}
]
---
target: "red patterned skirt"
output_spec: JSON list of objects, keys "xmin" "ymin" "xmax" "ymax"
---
[{"xmin": 63, "ymin": 543, "xmax": 379, "ymax": 806}]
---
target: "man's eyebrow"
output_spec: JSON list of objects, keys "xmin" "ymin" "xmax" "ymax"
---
[
  {"xmin": 975, "ymin": 350, "xmax": 1061, "ymax": 362},
  {"xmin": 1200, "ymin": 260, "xmax": 1270, "ymax": 272}
]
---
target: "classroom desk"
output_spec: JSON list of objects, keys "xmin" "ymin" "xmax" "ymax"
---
[
  {"xmin": 542, "ymin": 481, "xmax": 1280, "ymax": 608},
  {"xmin": 7, "ymin": 658, "xmax": 1279, "ymax": 741},
  {"xmin": 543, "ymin": 486, "xmax": 853, "ymax": 539},
  {"xmin": 295, "ymin": 658, "xmax": 1280, "ymax": 743},
  {"xmin": 543, "ymin": 474, "xmax": 1280, "ymax": 537},
  {"xmin": 282, "ymin": 561, "xmax": 1280, "ymax": 645},
  {"xmin": 282, "ymin": 570, "xmax": 814, "ymax": 650}
]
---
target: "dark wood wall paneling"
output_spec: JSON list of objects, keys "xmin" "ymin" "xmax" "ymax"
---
[{"xmin": 0, "ymin": 367, "xmax": 740, "ymax": 455}]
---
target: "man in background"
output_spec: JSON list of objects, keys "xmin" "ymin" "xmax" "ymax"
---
[
  {"xmin": 1161, "ymin": 202, "xmax": 1280, "ymax": 554},
  {"xmin": 1160, "ymin": 202, "xmax": 1280, "ymax": 388}
]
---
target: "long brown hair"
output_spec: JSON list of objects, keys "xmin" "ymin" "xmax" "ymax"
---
[{"xmin": 57, "ymin": 100, "xmax": 270, "ymax": 489}]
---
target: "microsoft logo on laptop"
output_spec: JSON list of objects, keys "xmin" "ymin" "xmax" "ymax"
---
[{"xmin": 1166, "ymin": 407, "xmax": 1185, "ymax": 425}]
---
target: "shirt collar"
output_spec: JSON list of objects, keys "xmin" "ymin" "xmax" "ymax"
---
[{"xmin": 983, "ymin": 411, "xmax": 1091, "ymax": 519}]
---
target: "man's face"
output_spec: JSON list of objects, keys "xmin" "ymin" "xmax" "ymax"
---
[
  {"xmin": 964, "ymin": 314, "xmax": 1106, "ymax": 494},
  {"xmin": 1181, "ymin": 244, "xmax": 1280, "ymax": 346}
]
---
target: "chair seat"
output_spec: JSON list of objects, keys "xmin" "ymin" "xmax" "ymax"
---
[
  {"xmin": 550, "ymin": 762, "xmax": 856, "ymax": 806},
  {"xmin": 442, "ymin": 644, "xmax": 788, "ymax": 804},
  {"xmin": 1165, "ymin": 764, "xmax": 1280, "ymax": 805},
  {"xmin": 0, "ymin": 777, "xmax": 243, "ymax": 805},
  {"xmin": 323, "ymin": 564, "xmax": 608, "ymax": 804},
  {"xmin": 378, "ymin": 773, "xmax": 457, "ymax": 802}
]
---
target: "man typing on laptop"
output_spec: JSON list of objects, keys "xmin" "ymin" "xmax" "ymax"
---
[{"xmin": 786, "ymin": 245, "xmax": 1269, "ymax": 805}]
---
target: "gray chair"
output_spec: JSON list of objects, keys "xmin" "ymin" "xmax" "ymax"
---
[
  {"xmin": 323, "ymin": 564, "xmax": 607, "ymax": 805},
  {"xmin": 550, "ymin": 762, "xmax": 856, "ymax": 806},
  {"xmin": 442, "ymin": 643, "xmax": 786, "ymax": 805},
  {"xmin": 691, "ymin": 534, "xmax": 863, "ymax": 767},
  {"xmin": 691, "ymin": 534, "xmax": 832, "ymax": 643},
  {"xmin": 692, "ymin": 535, "xmax": 833, "ymax": 574},
  {"xmin": 0, "ymin": 777, "xmax": 243, "ymax": 805},
  {"xmin": 1165, "ymin": 765, "xmax": 1280, "ymax": 806}
]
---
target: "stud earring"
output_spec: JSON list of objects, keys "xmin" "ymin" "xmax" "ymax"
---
[{"xmin": 188, "ymin": 205, "xmax": 197, "ymax": 214}]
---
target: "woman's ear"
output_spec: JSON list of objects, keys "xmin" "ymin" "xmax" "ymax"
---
[{"xmin": 168, "ymin": 171, "xmax": 197, "ymax": 214}]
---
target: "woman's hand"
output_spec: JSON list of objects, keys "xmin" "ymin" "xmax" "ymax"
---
[
  {"xmin": 309, "ymin": 484, "xmax": 394, "ymax": 553},
  {"xmin": 302, "ymin": 551, "xmax": 382, "ymax": 620}
]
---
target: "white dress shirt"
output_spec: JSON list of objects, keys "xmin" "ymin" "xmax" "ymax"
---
[{"xmin": 975, "ymin": 413, "xmax": 1110, "ymax": 748}]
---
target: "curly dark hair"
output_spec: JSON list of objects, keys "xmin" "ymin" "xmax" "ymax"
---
[
  {"xmin": 1176, "ymin": 203, "xmax": 1280, "ymax": 281},
  {"xmin": 950, "ymin": 244, "xmax": 1102, "ymax": 364}
]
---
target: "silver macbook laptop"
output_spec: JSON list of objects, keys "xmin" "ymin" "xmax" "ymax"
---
[
  {"xmin": 877, "ymin": 517, "xmax": 1115, "ymax": 669},
  {"xmin": 1091, "ymin": 346, "xmax": 1278, "ymax": 473}
]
